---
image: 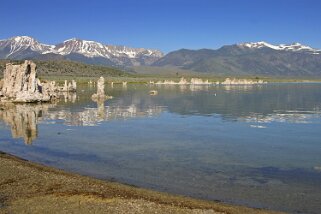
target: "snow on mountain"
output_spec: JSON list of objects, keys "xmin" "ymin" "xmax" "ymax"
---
[
  {"xmin": 52, "ymin": 38, "xmax": 113, "ymax": 58},
  {"xmin": 0, "ymin": 36, "xmax": 164, "ymax": 66},
  {"xmin": 0, "ymin": 36, "xmax": 53, "ymax": 57},
  {"xmin": 52, "ymin": 38, "xmax": 163, "ymax": 59},
  {"xmin": 238, "ymin": 41, "xmax": 320, "ymax": 54}
]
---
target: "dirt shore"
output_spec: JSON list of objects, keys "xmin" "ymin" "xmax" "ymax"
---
[{"xmin": 0, "ymin": 152, "xmax": 283, "ymax": 214}]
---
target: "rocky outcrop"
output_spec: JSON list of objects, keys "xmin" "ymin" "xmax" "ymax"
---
[
  {"xmin": 155, "ymin": 77, "xmax": 211, "ymax": 85},
  {"xmin": 91, "ymin": 77, "xmax": 112, "ymax": 101},
  {"xmin": 178, "ymin": 77, "xmax": 188, "ymax": 85},
  {"xmin": 0, "ymin": 79, "xmax": 3, "ymax": 97},
  {"xmin": 69, "ymin": 80, "xmax": 77, "ymax": 92},
  {"xmin": 41, "ymin": 80, "xmax": 59, "ymax": 96},
  {"xmin": 0, "ymin": 60, "xmax": 58, "ymax": 102},
  {"xmin": 221, "ymin": 78, "xmax": 266, "ymax": 85},
  {"xmin": 61, "ymin": 80, "xmax": 77, "ymax": 92},
  {"xmin": 153, "ymin": 77, "xmax": 267, "ymax": 85},
  {"xmin": 190, "ymin": 78, "xmax": 209, "ymax": 85}
]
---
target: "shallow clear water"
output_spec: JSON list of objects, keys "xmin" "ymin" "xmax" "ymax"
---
[{"xmin": 1, "ymin": 83, "xmax": 321, "ymax": 213}]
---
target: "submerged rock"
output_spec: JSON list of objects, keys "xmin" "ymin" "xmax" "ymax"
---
[
  {"xmin": 0, "ymin": 60, "xmax": 58, "ymax": 102},
  {"xmin": 149, "ymin": 90, "xmax": 158, "ymax": 96},
  {"xmin": 314, "ymin": 166, "xmax": 321, "ymax": 172}
]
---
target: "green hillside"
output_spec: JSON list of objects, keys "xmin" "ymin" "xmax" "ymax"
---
[{"xmin": 0, "ymin": 60, "xmax": 129, "ymax": 77}]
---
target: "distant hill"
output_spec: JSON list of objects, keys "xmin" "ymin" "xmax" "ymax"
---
[
  {"xmin": 153, "ymin": 42, "xmax": 321, "ymax": 76},
  {"xmin": 0, "ymin": 60, "xmax": 130, "ymax": 77}
]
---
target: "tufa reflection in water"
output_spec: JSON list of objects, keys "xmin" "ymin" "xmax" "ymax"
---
[
  {"xmin": 0, "ymin": 89, "xmax": 166, "ymax": 143},
  {"xmin": 2, "ymin": 83, "xmax": 321, "ymax": 144},
  {"xmin": 0, "ymin": 92, "xmax": 76, "ymax": 144},
  {"xmin": 1, "ymin": 83, "xmax": 321, "ymax": 214},
  {"xmin": 45, "ymin": 104, "xmax": 164, "ymax": 127},
  {"xmin": 62, "ymin": 92, "xmax": 77, "ymax": 103},
  {"xmin": 0, "ymin": 103, "xmax": 55, "ymax": 144}
]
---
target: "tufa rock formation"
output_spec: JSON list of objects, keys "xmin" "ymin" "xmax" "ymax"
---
[
  {"xmin": 0, "ymin": 79, "xmax": 3, "ymax": 97},
  {"xmin": 0, "ymin": 60, "xmax": 58, "ymax": 102},
  {"xmin": 91, "ymin": 77, "xmax": 112, "ymax": 120},
  {"xmin": 0, "ymin": 79, "xmax": 3, "ymax": 91},
  {"xmin": 61, "ymin": 80, "xmax": 77, "ymax": 92},
  {"xmin": 221, "ymin": 78, "xmax": 266, "ymax": 85},
  {"xmin": 154, "ymin": 77, "xmax": 210, "ymax": 85},
  {"xmin": 91, "ymin": 77, "xmax": 112, "ymax": 101},
  {"xmin": 153, "ymin": 77, "xmax": 267, "ymax": 85},
  {"xmin": 97, "ymin": 77, "xmax": 105, "ymax": 97}
]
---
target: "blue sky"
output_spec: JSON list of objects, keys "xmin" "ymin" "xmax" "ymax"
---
[{"xmin": 2, "ymin": 0, "xmax": 321, "ymax": 52}]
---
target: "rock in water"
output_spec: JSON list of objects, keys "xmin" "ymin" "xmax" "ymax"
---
[
  {"xmin": 0, "ymin": 60, "xmax": 58, "ymax": 102},
  {"xmin": 60, "ymin": 80, "xmax": 77, "ymax": 92},
  {"xmin": 97, "ymin": 77, "xmax": 105, "ymax": 96},
  {"xmin": 69, "ymin": 80, "xmax": 77, "ymax": 92},
  {"xmin": 62, "ymin": 80, "xmax": 68, "ymax": 92},
  {"xmin": 91, "ymin": 77, "xmax": 112, "ymax": 101}
]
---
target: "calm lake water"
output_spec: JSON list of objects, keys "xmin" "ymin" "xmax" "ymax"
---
[{"xmin": 1, "ymin": 83, "xmax": 321, "ymax": 213}]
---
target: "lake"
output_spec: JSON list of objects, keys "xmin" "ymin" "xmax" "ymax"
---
[{"xmin": 0, "ymin": 83, "xmax": 321, "ymax": 214}]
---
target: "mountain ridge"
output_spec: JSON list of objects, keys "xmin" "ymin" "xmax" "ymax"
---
[
  {"xmin": 236, "ymin": 41, "xmax": 320, "ymax": 54},
  {"xmin": 2, "ymin": 36, "xmax": 321, "ymax": 76},
  {"xmin": 0, "ymin": 36, "xmax": 164, "ymax": 67},
  {"xmin": 152, "ymin": 42, "xmax": 321, "ymax": 76}
]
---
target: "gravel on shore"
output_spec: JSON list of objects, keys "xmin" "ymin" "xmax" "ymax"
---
[{"xmin": 0, "ymin": 152, "xmax": 283, "ymax": 214}]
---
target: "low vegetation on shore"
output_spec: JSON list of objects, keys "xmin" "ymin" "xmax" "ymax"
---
[
  {"xmin": 0, "ymin": 60, "xmax": 129, "ymax": 78},
  {"xmin": 1, "ymin": 60, "xmax": 320, "ymax": 85}
]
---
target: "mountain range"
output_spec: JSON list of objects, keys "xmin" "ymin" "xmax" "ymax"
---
[
  {"xmin": 0, "ymin": 36, "xmax": 164, "ymax": 67},
  {"xmin": 1, "ymin": 36, "xmax": 321, "ymax": 76},
  {"xmin": 153, "ymin": 42, "xmax": 321, "ymax": 76}
]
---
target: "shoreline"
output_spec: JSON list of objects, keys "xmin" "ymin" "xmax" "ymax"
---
[
  {"xmin": 40, "ymin": 74, "xmax": 321, "ymax": 85},
  {"xmin": 0, "ymin": 151, "xmax": 283, "ymax": 214}
]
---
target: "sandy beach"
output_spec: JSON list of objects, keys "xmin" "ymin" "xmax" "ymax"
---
[{"xmin": 0, "ymin": 151, "xmax": 284, "ymax": 214}]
